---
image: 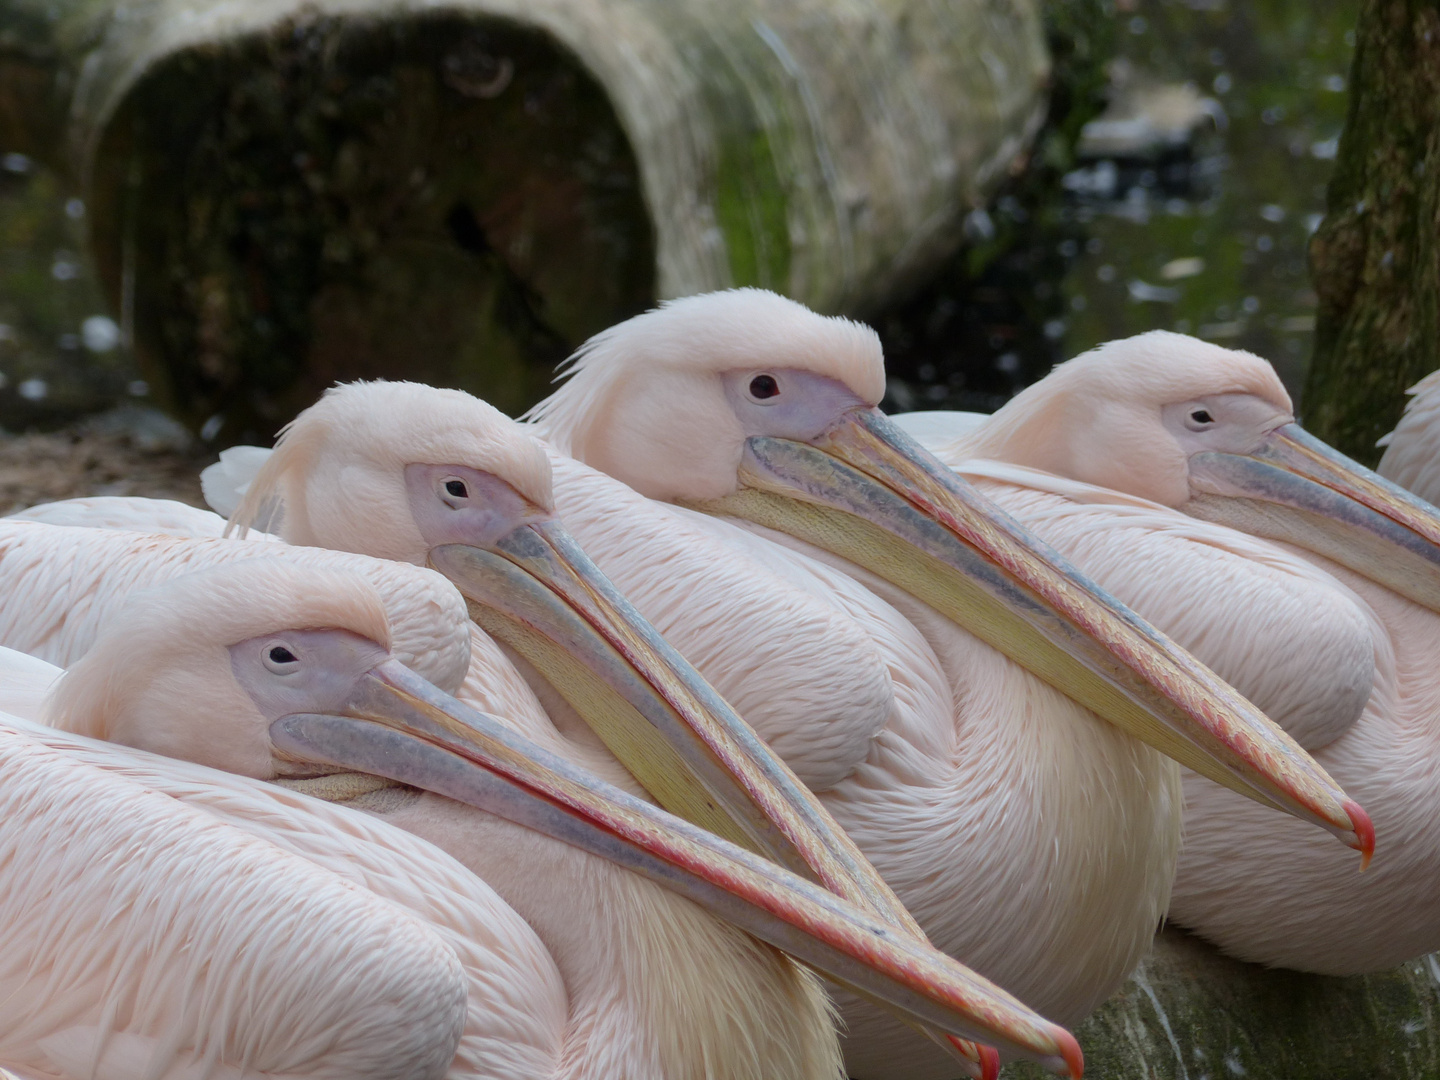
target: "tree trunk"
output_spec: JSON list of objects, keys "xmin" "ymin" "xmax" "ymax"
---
[
  {"xmin": 1305, "ymin": 0, "xmax": 1440, "ymax": 467},
  {"xmin": 0, "ymin": 0, "xmax": 1048, "ymax": 441}
]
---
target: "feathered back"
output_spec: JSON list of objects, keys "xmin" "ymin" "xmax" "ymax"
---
[
  {"xmin": 525, "ymin": 289, "xmax": 885, "ymax": 455},
  {"xmin": 230, "ymin": 380, "xmax": 555, "ymax": 541},
  {"xmin": 0, "ymin": 523, "xmax": 473, "ymax": 694},
  {"xmin": 10, "ymin": 712, "xmax": 572, "ymax": 1079},
  {"xmin": 46, "ymin": 559, "xmax": 392, "ymax": 744}
]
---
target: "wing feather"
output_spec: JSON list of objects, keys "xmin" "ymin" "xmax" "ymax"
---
[
  {"xmin": 956, "ymin": 460, "xmax": 1382, "ymax": 749},
  {"xmin": 1378, "ymin": 369, "xmax": 1440, "ymax": 506},
  {"xmin": 6, "ymin": 497, "xmax": 273, "ymax": 540},
  {"xmin": 0, "ymin": 719, "xmax": 468, "ymax": 1080}
]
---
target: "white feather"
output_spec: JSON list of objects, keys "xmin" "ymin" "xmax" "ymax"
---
[
  {"xmin": 1377, "ymin": 368, "xmax": 1440, "ymax": 506},
  {"xmin": 887, "ymin": 410, "xmax": 989, "ymax": 445},
  {"xmin": 202, "ymin": 445, "xmax": 277, "ymax": 519},
  {"xmin": 8, "ymin": 497, "xmax": 273, "ymax": 540}
]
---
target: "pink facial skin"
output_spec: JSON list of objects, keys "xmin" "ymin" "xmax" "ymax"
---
[
  {"xmin": 404, "ymin": 463, "xmax": 552, "ymax": 550},
  {"xmin": 722, "ymin": 368, "xmax": 868, "ymax": 443},
  {"xmin": 229, "ymin": 627, "xmax": 390, "ymax": 723}
]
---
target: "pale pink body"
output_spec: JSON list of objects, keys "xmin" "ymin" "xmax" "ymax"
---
[
  {"xmin": 900, "ymin": 330, "xmax": 1440, "ymax": 973},
  {"xmin": 0, "ymin": 530, "xmax": 839, "ymax": 1080}
]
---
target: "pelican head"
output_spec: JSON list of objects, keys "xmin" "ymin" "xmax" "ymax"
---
[
  {"xmin": 43, "ymin": 557, "xmax": 1084, "ymax": 1076},
  {"xmin": 228, "ymin": 382, "xmax": 556, "ymax": 562},
  {"xmin": 966, "ymin": 331, "xmax": 1440, "ymax": 620},
  {"xmin": 526, "ymin": 290, "xmax": 1373, "ymax": 860},
  {"xmin": 49, "ymin": 558, "xmax": 403, "ymax": 780}
]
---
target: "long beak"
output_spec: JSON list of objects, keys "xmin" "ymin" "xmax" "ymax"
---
[
  {"xmin": 1186, "ymin": 422, "xmax": 1440, "ymax": 616},
  {"xmin": 269, "ymin": 659, "xmax": 1084, "ymax": 1077},
  {"xmin": 427, "ymin": 526, "xmax": 1000, "ymax": 1075},
  {"xmin": 690, "ymin": 407, "xmax": 1373, "ymax": 862}
]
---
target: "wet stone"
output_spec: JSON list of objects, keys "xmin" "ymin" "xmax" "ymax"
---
[{"xmin": 1003, "ymin": 928, "xmax": 1440, "ymax": 1080}]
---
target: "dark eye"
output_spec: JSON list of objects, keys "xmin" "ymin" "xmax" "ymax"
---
[
  {"xmin": 749, "ymin": 374, "xmax": 780, "ymax": 400},
  {"xmin": 445, "ymin": 479, "xmax": 468, "ymax": 498},
  {"xmin": 1190, "ymin": 409, "xmax": 1214, "ymax": 425},
  {"xmin": 268, "ymin": 646, "xmax": 297, "ymax": 664}
]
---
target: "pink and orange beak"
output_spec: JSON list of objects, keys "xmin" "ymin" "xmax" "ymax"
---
[
  {"xmin": 1188, "ymin": 421, "xmax": 1440, "ymax": 623},
  {"xmin": 270, "ymin": 657, "xmax": 1082, "ymax": 1076},
  {"xmin": 691, "ymin": 407, "xmax": 1372, "ymax": 863},
  {"xmin": 428, "ymin": 524, "xmax": 1003, "ymax": 1075}
]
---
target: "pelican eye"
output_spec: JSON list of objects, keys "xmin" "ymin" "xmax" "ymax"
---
[
  {"xmin": 1190, "ymin": 409, "xmax": 1214, "ymax": 425},
  {"xmin": 445, "ymin": 480, "xmax": 468, "ymax": 498},
  {"xmin": 263, "ymin": 642, "xmax": 299, "ymax": 676},
  {"xmin": 749, "ymin": 374, "xmax": 780, "ymax": 400}
]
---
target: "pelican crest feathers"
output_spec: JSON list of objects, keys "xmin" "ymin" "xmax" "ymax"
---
[
  {"xmin": 231, "ymin": 380, "xmax": 555, "ymax": 541},
  {"xmin": 45, "ymin": 559, "xmax": 391, "ymax": 747},
  {"xmin": 525, "ymin": 289, "xmax": 886, "ymax": 456}
]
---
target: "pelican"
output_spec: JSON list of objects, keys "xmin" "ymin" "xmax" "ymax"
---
[
  {"xmin": 0, "ymin": 648, "xmax": 575, "ymax": 1080},
  {"xmin": 0, "ymin": 530, "xmax": 1085, "ymax": 1076},
  {"xmin": 0, "ymin": 681, "xmax": 466, "ymax": 1080},
  {"xmin": 8, "ymin": 409, "xmax": 1011, "ymax": 1080},
  {"xmin": 508, "ymin": 294, "xmax": 1365, "ymax": 1058},
  {"xmin": 146, "ymin": 296, "xmax": 1364, "ymax": 1076},
  {"xmin": 895, "ymin": 330, "xmax": 1440, "ymax": 973},
  {"xmin": 1377, "ymin": 368, "xmax": 1440, "ymax": 505}
]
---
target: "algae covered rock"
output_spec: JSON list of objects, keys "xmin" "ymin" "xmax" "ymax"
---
[
  {"xmin": 1007, "ymin": 928, "xmax": 1440, "ymax": 1080},
  {"xmin": 0, "ymin": 0, "xmax": 1048, "ymax": 440}
]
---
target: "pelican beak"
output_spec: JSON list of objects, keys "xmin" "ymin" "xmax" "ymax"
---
[
  {"xmin": 427, "ymin": 524, "xmax": 937, "ymax": 908},
  {"xmin": 1186, "ymin": 422, "xmax": 1440, "ymax": 616},
  {"xmin": 690, "ymin": 407, "xmax": 1373, "ymax": 862},
  {"xmin": 428, "ymin": 517, "xmax": 1007, "ymax": 1075},
  {"xmin": 269, "ymin": 659, "xmax": 1084, "ymax": 1078}
]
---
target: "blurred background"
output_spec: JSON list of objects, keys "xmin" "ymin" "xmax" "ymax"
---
[{"xmin": 0, "ymin": 0, "xmax": 1357, "ymax": 496}]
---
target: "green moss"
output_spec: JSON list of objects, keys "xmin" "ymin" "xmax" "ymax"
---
[
  {"xmin": 1004, "ymin": 929, "xmax": 1440, "ymax": 1080},
  {"xmin": 713, "ymin": 123, "xmax": 790, "ymax": 290},
  {"xmin": 677, "ymin": 22, "xmax": 794, "ymax": 293}
]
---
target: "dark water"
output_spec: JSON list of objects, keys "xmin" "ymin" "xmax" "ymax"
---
[
  {"xmin": 1062, "ymin": 0, "xmax": 1357, "ymax": 397},
  {"xmin": 0, "ymin": 0, "xmax": 1359, "ymax": 433},
  {"xmin": 878, "ymin": 0, "xmax": 1358, "ymax": 413},
  {"xmin": 0, "ymin": 157, "xmax": 143, "ymax": 430}
]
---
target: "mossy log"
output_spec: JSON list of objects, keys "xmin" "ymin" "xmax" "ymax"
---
[
  {"xmin": 0, "ymin": 0, "xmax": 1047, "ymax": 440},
  {"xmin": 1305, "ymin": 0, "xmax": 1440, "ymax": 467},
  {"xmin": 1005, "ymin": 928, "xmax": 1440, "ymax": 1080}
]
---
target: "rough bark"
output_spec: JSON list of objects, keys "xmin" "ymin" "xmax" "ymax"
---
[
  {"xmin": 0, "ymin": 0, "xmax": 1048, "ymax": 440},
  {"xmin": 1004, "ymin": 928, "xmax": 1440, "ymax": 1080},
  {"xmin": 1305, "ymin": 0, "xmax": 1440, "ymax": 466}
]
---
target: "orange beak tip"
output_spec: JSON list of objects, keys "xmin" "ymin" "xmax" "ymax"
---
[
  {"xmin": 943, "ymin": 1036, "xmax": 989, "ymax": 1080},
  {"xmin": 1053, "ymin": 1027, "xmax": 1085, "ymax": 1079},
  {"xmin": 1344, "ymin": 798, "xmax": 1375, "ymax": 869},
  {"xmin": 978, "ymin": 1042, "xmax": 1002, "ymax": 1080}
]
